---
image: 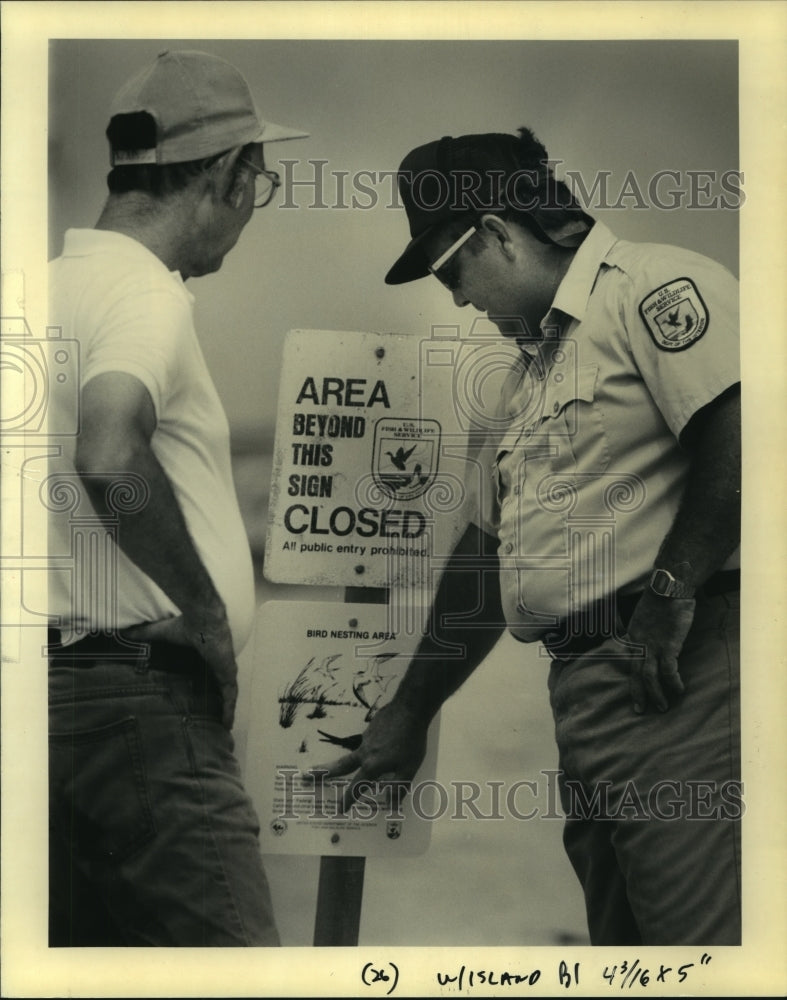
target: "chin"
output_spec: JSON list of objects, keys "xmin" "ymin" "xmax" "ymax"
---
[
  {"xmin": 193, "ymin": 257, "xmax": 224, "ymax": 278},
  {"xmin": 490, "ymin": 316, "xmax": 528, "ymax": 339}
]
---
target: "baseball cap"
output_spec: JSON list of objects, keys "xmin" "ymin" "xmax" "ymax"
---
[
  {"xmin": 385, "ymin": 131, "xmax": 587, "ymax": 285},
  {"xmin": 108, "ymin": 49, "xmax": 308, "ymax": 166}
]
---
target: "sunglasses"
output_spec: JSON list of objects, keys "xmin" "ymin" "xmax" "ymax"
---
[{"xmin": 427, "ymin": 226, "xmax": 478, "ymax": 290}]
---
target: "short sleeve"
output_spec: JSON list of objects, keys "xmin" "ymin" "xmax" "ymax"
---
[
  {"xmin": 82, "ymin": 278, "xmax": 194, "ymax": 418},
  {"xmin": 622, "ymin": 248, "xmax": 740, "ymax": 438}
]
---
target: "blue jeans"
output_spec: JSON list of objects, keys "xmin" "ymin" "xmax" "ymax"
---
[
  {"xmin": 49, "ymin": 652, "xmax": 279, "ymax": 946},
  {"xmin": 548, "ymin": 590, "xmax": 741, "ymax": 945}
]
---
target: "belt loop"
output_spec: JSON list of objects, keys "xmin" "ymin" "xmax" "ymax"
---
[{"xmin": 131, "ymin": 641, "xmax": 150, "ymax": 674}]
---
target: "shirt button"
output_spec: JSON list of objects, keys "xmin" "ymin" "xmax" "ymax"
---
[
  {"xmin": 504, "ymin": 543, "xmax": 514, "ymax": 554},
  {"xmin": 553, "ymin": 401, "xmax": 560, "ymax": 413},
  {"xmin": 553, "ymin": 372, "xmax": 564, "ymax": 383}
]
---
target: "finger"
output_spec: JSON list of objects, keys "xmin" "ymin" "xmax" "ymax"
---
[
  {"xmin": 628, "ymin": 668, "xmax": 647, "ymax": 715},
  {"xmin": 306, "ymin": 751, "xmax": 361, "ymax": 781},
  {"xmin": 641, "ymin": 659, "xmax": 669, "ymax": 713},
  {"xmin": 220, "ymin": 683, "xmax": 237, "ymax": 730},
  {"xmin": 659, "ymin": 656, "xmax": 685, "ymax": 698},
  {"xmin": 381, "ymin": 777, "xmax": 412, "ymax": 816},
  {"xmin": 341, "ymin": 770, "xmax": 414, "ymax": 816},
  {"xmin": 342, "ymin": 768, "xmax": 375, "ymax": 814},
  {"xmin": 122, "ymin": 623, "xmax": 159, "ymax": 646},
  {"xmin": 126, "ymin": 617, "xmax": 184, "ymax": 643}
]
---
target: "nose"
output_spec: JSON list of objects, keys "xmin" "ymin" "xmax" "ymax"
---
[{"xmin": 451, "ymin": 287, "xmax": 469, "ymax": 307}]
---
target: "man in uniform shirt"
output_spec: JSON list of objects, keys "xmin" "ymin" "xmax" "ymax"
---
[
  {"xmin": 47, "ymin": 49, "xmax": 307, "ymax": 946},
  {"xmin": 319, "ymin": 128, "xmax": 741, "ymax": 945}
]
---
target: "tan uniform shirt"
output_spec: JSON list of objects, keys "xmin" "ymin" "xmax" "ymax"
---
[{"xmin": 470, "ymin": 221, "xmax": 740, "ymax": 640}]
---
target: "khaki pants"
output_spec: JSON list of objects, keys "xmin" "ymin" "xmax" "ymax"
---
[{"xmin": 548, "ymin": 590, "xmax": 741, "ymax": 945}]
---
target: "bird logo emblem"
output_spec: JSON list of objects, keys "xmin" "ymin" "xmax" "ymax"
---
[
  {"xmin": 386, "ymin": 444, "xmax": 417, "ymax": 470},
  {"xmin": 372, "ymin": 419, "xmax": 441, "ymax": 501},
  {"xmin": 659, "ymin": 302, "xmax": 696, "ymax": 341}
]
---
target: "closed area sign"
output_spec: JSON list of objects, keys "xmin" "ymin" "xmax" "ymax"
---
[{"xmin": 263, "ymin": 329, "xmax": 471, "ymax": 588}]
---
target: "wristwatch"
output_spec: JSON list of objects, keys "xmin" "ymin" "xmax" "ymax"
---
[{"xmin": 649, "ymin": 568, "xmax": 696, "ymax": 599}]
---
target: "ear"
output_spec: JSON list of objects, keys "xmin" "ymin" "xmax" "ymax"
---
[
  {"xmin": 478, "ymin": 213, "xmax": 516, "ymax": 259},
  {"xmin": 207, "ymin": 146, "xmax": 247, "ymax": 208}
]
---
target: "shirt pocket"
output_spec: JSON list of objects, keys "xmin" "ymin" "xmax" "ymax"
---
[{"xmin": 524, "ymin": 363, "xmax": 611, "ymax": 478}]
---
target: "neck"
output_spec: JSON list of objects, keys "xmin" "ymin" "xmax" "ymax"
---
[
  {"xmin": 524, "ymin": 243, "xmax": 575, "ymax": 335},
  {"xmin": 95, "ymin": 193, "xmax": 192, "ymax": 276},
  {"xmin": 550, "ymin": 245, "xmax": 575, "ymax": 293}
]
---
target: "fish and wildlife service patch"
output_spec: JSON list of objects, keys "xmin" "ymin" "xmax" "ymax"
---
[{"xmin": 639, "ymin": 277, "xmax": 709, "ymax": 351}]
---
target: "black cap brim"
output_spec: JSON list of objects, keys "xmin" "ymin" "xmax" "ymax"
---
[{"xmin": 384, "ymin": 229, "xmax": 435, "ymax": 285}]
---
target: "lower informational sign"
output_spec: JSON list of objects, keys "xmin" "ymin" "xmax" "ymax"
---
[{"xmin": 244, "ymin": 600, "xmax": 440, "ymax": 857}]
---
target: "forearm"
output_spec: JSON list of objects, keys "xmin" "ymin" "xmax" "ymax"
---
[
  {"xmin": 393, "ymin": 521, "xmax": 506, "ymax": 721},
  {"xmin": 656, "ymin": 385, "xmax": 741, "ymax": 588},
  {"xmin": 77, "ymin": 439, "xmax": 227, "ymax": 627}
]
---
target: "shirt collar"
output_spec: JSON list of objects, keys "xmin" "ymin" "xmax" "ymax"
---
[
  {"xmin": 543, "ymin": 220, "xmax": 618, "ymax": 329},
  {"xmin": 60, "ymin": 229, "xmax": 195, "ymax": 304}
]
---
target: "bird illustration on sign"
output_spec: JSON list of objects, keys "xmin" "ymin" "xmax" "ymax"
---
[{"xmin": 278, "ymin": 650, "xmax": 400, "ymax": 754}]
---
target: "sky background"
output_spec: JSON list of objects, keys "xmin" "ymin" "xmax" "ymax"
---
[{"xmin": 48, "ymin": 38, "xmax": 740, "ymax": 439}]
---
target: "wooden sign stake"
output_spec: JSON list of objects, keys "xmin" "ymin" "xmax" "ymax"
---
[{"xmin": 312, "ymin": 586, "xmax": 388, "ymax": 946}]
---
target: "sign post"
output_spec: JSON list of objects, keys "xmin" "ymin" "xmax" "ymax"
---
[
  {"xmin": 313, "ymin": 853, "xmax": 366, "ymax": 946},
  {"xmin": 313, "ymin": 585, "xmax": 383, "ymax": 947}
]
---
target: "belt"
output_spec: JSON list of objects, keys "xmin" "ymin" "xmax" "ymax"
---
[
  {"xmin": 541, "ymin": 568, "xmax": 740, "ymax": 663},
  {"xmin": 47, "ymin": 627, "xmax": 210, "ymax": 679}
]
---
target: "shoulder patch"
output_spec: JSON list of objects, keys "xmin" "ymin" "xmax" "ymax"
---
[{"xmin": 638, "ymin": 277, "xmax": 709, "ymax": 352}]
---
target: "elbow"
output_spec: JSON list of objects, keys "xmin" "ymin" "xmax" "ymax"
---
[
  {"xmin": 74, "ymin": 436, "xmax": 149, "ymax": 498},
  {"xmin": 75, "ymin": 441, "xmax": 128, "ymax": 477}
]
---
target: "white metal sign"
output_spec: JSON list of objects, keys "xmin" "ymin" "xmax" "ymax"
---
[
  {"xmin": 263, "ymin": 328, "xmax": 473, "ymax": 588},
  {"xmin": 244, "ymin": 601, "xmax": 440, "ymax": 857}
]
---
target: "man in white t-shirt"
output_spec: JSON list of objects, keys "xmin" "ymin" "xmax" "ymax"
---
[{"xmin": 47, "ymin": 49, "xmax": 307, "ymax": 946}]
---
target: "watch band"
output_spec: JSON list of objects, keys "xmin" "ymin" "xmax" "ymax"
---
[{"xmin": 649, "ymin": 568, "xmax": 696, "ymax": 599}]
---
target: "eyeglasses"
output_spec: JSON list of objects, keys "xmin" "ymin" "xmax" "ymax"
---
[
  {"xmin": 239, "ymin": 158, "xmax": 281, "ymax": 208},
  {"xmin": 427, "ymin": 226, "xmax": 477, "ymax": 290}
]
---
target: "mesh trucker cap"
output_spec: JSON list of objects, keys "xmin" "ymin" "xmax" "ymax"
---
[
  {"xmin": 108, "ymin": 49, "xmax": 309, "ymax": 166},
  {"xmin": 384, "ymin": 131, "xmax": 588, "ymax": 285}
]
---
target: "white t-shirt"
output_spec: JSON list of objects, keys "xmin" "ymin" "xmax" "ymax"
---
[{"xmin": 47, "ymin": 229, "xmax": 255, "ymax": 652}]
